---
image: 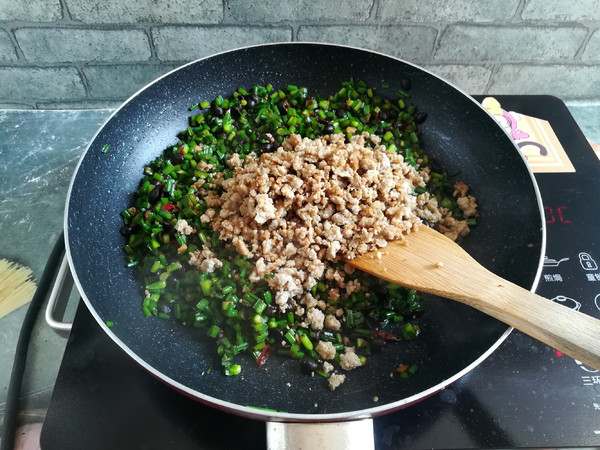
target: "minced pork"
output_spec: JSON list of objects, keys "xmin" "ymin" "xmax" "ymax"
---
[{"xmin": 189, "ymin": 132, "xmax": 477, "ymax": 383}]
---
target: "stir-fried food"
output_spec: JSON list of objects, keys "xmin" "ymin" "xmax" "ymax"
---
[{"xmin": 120, "ymin": 79, "xmax": 478, "ymax": 388}]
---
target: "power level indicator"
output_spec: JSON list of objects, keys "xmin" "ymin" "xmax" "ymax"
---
[{"xmin": 544, "ymin": 206, "xmax": 572, "ymax": 224}]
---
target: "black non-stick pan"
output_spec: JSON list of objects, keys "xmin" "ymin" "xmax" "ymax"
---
[{"xmin": 65, "ymin": 43, "xmax": 545, "ymax": 422}]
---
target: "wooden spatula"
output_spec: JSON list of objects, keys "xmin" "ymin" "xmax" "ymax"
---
[{"xmin": 347, "ymin": 226, "xmax": 600, "ymax": 370}]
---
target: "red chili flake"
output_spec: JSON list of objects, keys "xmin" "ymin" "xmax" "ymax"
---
[
  {"xmin": 161, "ymin": 202, "xmax": 177, "ymax": 212},
  {"xmin": 180, "ymin": 146, "xmax": 185, "ymax": 156},
  {"xmin": 372, "ymin": 331, "xmax": 400, "ymax": 341},
  {"xmin": 396, "ymin": 364, "xmax": 410, "ymax": 373},
  {"xmin": 256, "ymin": 344, "xmax": 272, "ymax": 366},
  {"xmin": 174, "ymin": 185, "xmax": 179, "ymax": 190}
]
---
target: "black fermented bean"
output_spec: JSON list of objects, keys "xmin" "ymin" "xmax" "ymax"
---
[
  {"xmin": 163, "ymin": 223, "xmax": 176, "ymax": 236},
  {"xmin": 415, "ymin": 112, "xmax": 428, "ymax": 124},
  {"xmin": 211, "ymin": 105, "xmax": 224, "ymax": 117},
  {"xmin": 401, "ymin": 78, "xmax": 411, "ymax": 90},
  {"xmin": 171, "ymin": 152, "xmax": 184, "ymax": 165},
  {"xmin": 300, "ymin": 357, "xmax": 319, "ymax": 375},
  {"xmin": 264, "ymin": 305, "xmax": 277, "ymax": 318},
  {"xmin": 271, "ymin": 328, "xmax": 285, "ymax": 341},
  {"xmin": 260, "ymin": 133, "xmax": 276, "ymax": 152},
  {"xmin": 277, "ymin": 100, "xmax": 288, "ymax": 115},
  {"xmin": 148, "ymin": 184, "xmax": 163, "ymax": 203},
  {"xmin": 285, "ymin": 299, "xmax": 294, "ymax": 312},
  {"xmin": 393, "ymin": 120, "xmax": 405, "ymax": 130},
  {"xmin": 261, "ymin": 141, "xmax": 275, "ymax": 153}
]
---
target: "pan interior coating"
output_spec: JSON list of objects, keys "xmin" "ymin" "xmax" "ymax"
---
[{"xmin": 66, "ymin": 43, "xmax": 544, "ymax": 418}]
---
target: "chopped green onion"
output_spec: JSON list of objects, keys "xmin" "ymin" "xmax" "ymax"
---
[{"xmin": 225, "ymin": 364, "xmax": 241, "ymax": 376}]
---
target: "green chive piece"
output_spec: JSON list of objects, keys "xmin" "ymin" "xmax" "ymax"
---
[
  {"xmin": 200, "ymin": 279, "xmax": 213, "ymax": 296},
  {"xmin": 225, "ymin": 364, "xmax": 242, "ymax": 376},
  {"xmin": 146, "ymin": 280, "xmax": 166, "ymax": 290},
  {"xmin": 300, "ymin": 334, "xmax": 313, "ymax": 351}
]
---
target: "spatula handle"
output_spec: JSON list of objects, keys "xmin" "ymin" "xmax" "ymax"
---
[{"xmin": 463, "ymin": 276, "xmax": 600, "ymax": 371}]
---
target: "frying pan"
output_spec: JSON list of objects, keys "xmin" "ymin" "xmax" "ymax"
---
[{"xmin": 65, "ymin": 43, "xmax": 545, "ymax": 422}]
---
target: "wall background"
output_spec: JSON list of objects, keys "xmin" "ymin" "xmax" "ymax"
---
[{"xmin": 1, "ymin": 0, "xmax": 599, "ymax": 109}]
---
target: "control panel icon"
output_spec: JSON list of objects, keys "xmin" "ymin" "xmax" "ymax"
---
[
  {"xmin": 543, "ymin": 256, "xmax": 569, "ymax": 267},
  {"xmin": 579, "ymin": 252, "xmax": 598, "ymax": 270},
  {"xmin": 551, "ymin": 295, "xmax": 581, "ymax": 311}
]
